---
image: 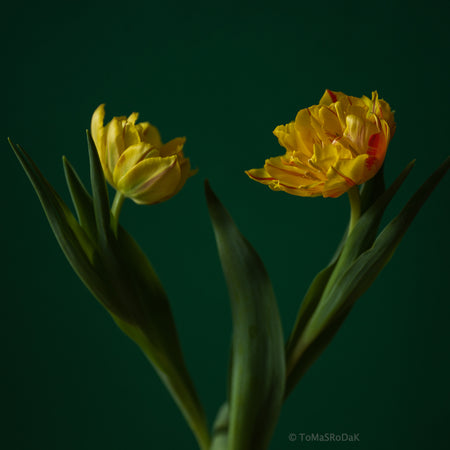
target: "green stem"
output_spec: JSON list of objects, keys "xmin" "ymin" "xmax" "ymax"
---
[
  {"xmin": 111, "ymin": 192, "xmax": 125, "ymax": 236},
  {"xmin": 347, "ymin": 186, "xmax": 361, "ymax": 234}
]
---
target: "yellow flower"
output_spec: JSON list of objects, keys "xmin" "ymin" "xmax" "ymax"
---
[
  {"xmin": 246, "ymin": 90, "xmax": 396, "ymax": 198},
  {"xmin": 91, "ymin": 104, "xmax": 195, "ymax": 205}
]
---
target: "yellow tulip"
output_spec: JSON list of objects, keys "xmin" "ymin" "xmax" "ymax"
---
[
  {"xmin": 91, "ymin": 104, "xmax": 195, "ymax": 205},
  {"xmin": 246, "ymin": 90, "xmax": 396, "ymax": 198}
]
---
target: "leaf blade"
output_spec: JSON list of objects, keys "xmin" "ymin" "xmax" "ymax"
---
[
  {"xmin": 63, "ymin": 156, "xmax": 97, "ymax": 241},
  {"xmin": 205, "ymin": 181, "xmax": 285, "ymax": 450},
  {"xmin": 300, "ymin": 157, "xmax": 450, "ymax": 355},
  {"xmin": 9, "ymin": 139, "xmax": 109, "ymax": 306},
  {"xmin": 86, "ymin": 130, "xmax": 112, "ymax": 245}
]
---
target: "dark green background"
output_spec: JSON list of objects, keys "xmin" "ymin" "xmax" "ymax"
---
[{"xmin": 3, "ymin": 0, "xmax": 449, "ymax": 449}]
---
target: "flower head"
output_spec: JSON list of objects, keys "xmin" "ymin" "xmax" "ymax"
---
[
  {"xmin": 246, "ymin": 90, "xmax": 396, "ymax": 198},
  {"xmin": 91, "ymin": 104, "xmax": 195, "ymax": 205}
]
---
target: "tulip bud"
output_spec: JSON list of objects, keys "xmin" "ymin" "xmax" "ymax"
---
[{"xmin": 91, "ymin": 104, "xmax": 195, "ymax": 204}]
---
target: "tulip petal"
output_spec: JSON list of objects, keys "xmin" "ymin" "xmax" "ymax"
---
[
  {"xmin": 378, "ymin": 99, "xmax": 396, "ymax": 136},
  {"xmin": 136, "ymin": 122, "xmax": 163, "ymax": 147},
  {"xmin": 278, "ymin": 183, "xmax": 325, "ymax": 197},
  {"xmin": 127, "ymin": 112, "xmax": 139, "ymax": 124},
  {"xmin": 321, "ymin": 176, "xmax": 349, "ymax": 198},
  {"xmin": 159, "ymin": 137, "xmax": 186, "ymax": 157},
  {"xmin": 106, "ymin": 117, "xmax": 126, "ymax": 175},
  {"xmin": 117, "ymin": 155, "xmax": 181, "ymax": 204},
  {"xmin": 308, "ymin": 111, "xmax": 333, "ymax": 145},
  {"xmin": 319, "ymin": 90, "xmax": 366, "ymax": 109},
  {"xmin": 319, "ymin": 89, "xmax": 339, "ymax": 105},
  {"xmin": 273, "ymin": 122, "xmax": 307, "ymax": 158},
  {"xmin": 293, "ymin": 109, "xmax": 316, "ymax": 157},
  {"xmin": 168, "ymin": 157, "xmax": 194, "ymax": 198},
  {"xmin": 310, "ymin": 144, "xmax": 340, "ymax": 173},
  {"xmin": 245, "ymin": 167, "xmax": 277, "ymax": 185},
  {"xmin": 91, "ymin": 104, "xmax": 105, "ymax": 151},
  {"xmin": 318, "ymin": 106, "xmax": 342, "ymax": 141},
  {"xmin": 90, "ymin": 104, "xmax": 113, "ymax": 182},
  {"xmin": 112, "ymin": 142, "xmax": 154, "ymax": 184},
  {"xmin": 123, "ymin": 119, "xmax": 141, "ymax": 149},
  {"xmin": 265, "ymin": 156, "xmax": 321, "ymax": 186},
  {"xmin": 344, "ymin": 114, "xmax": 379, "ymax": 155}
]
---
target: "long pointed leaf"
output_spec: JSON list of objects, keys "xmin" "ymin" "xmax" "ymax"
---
[
  {"xmin": 205, "ymin": 181, "xmax": 285, "ymax": 450},
  {"xmin": 322, "ymin": 160, "xmax": 415, "ymax": 303},
  {"xmin": 360, "ymin": 163, "xmax": 386, "ymax": 214},
  {"xmin": 285, "ymin": 305, "xmax": 352, "ymax": 397},
  {"xmin": 335, "ymin": 161, "xmax": 415, "ymax": 272},
  {"xmin": 63, "ymin": 156, "xmax": 97, "ymax": 242},
  {"xmin": 86, "ymin": 130, "xmax": 112, "ymax": 246},
  {"xmin": 112, "ymin": 311, "xmax": 210, "ymax": 450},
  {"xmin": 285, "ymin": 263, "xmax": 336, "ymax": 378},
  {"xmin": 110, "ymin": 226, "xmax": 210, "ymax": 449},
  {"xmin": 300, "ymin": 157, "xmax": 450, "ymax": 354},
  {"xmin": 285, "ymin": 219, "xmax": 349, "ymax": 379},
  {"xmin": 9, "ymin": 139, "xmax": 107, "ymax": 304},
  {"xmin": 11, "ymin": 139, "xmax": 210, "ymax": 449}
]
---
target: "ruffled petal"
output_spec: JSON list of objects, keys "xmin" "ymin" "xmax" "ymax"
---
[
  {"xmin": 293, "ymin": 109, "xmax": 316, "ymax": 157},
  {"xmin": 246, "ymin": 167, "xmax": 277, "ymax": 185},
  {"xmin": 127, "ymin": 112, "xmax": 139, "ymax": 124},
  {"xmin": 247, "ymin": 90, "xmax": 394, "ymax": 199},
  {"xmin": 321, "ymin": 176, "xmax": 350, "ymax": 198},
  {"xmin": 265, "ymin": 156, "xmax": 321, "ymax": 187},
  {"xmin": 319, "ymin": 89, "xmax": 339, "ymax": 105},
  {"xmin": 333, "ymin": 153, "xmax": 369, "ymax": 185},
  {"xmin": 343, "ymin": 114, "xmax": 379, "ymax": 155},
  {"xmin": 310, "ymin": 143, "xmax": 340, "ymax": 173},
  {"xmin": 273, "ymin": 122, "xmax": 306, "ymax": 155}
]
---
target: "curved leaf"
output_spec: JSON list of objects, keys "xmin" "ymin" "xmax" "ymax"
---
[{"xmin": 206, "ymin": 181, "xmax": 285, "ymax": 450}]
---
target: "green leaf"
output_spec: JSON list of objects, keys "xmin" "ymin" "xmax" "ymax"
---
[
  {"xmin": 107, "ymin": 226, "xmax": 210, "ymax": 450},
  {"xmin": 86, "ymin": 130, "xmax": 112, "ymax": 246},
  {"xmin": 205, "ymin": 181, "xmax": 285, "ymax": 450},
  {"xmin": 284, "ymin": 262, "xmax": 336, "ymax": 396},
  {"xmin": 298, "ymin": 157, "xmax": 450, "ymax": 358},
  {"xmin": 284, "ymin": 213, "xmax": 349, "ymax": 398},
  {"xmin": 285, "ymin": 305, "xmax": 352, "ymax": 397},
  {"xmin": 9, "ymin": 139, "xmax": 107, "ymax": 304},
  {"xmin": 360, "ymin": 163, "xmax": 386, "ymax": 214},
  {"xmin": 323, "ymin": 160, "xmax": 415, "ymax": 298},
  {"xmin": 63, "ymin": 156, "xmax": 97, "ymax": 242},
  {"xmin": 11, "ymin": 139, "xmax": 210, "ymax": 449}
]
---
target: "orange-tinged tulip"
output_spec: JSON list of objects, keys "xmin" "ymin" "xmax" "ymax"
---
[
  {"xmin": 91, "ymin": 104, "xmax": 195, "ymax": 204},
  {"xmin": 246, "ymin": 90, "xmax": 396, "ymax": 198}
]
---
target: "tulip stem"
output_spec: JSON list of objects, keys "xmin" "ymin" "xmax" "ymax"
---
[
  {"xmin": 111, "ymin": 192, "xmax": 125, "ymax": 235},
  {"xmin": 348, "ymin": 186, "xmax": 361, "ymax": 234}
]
